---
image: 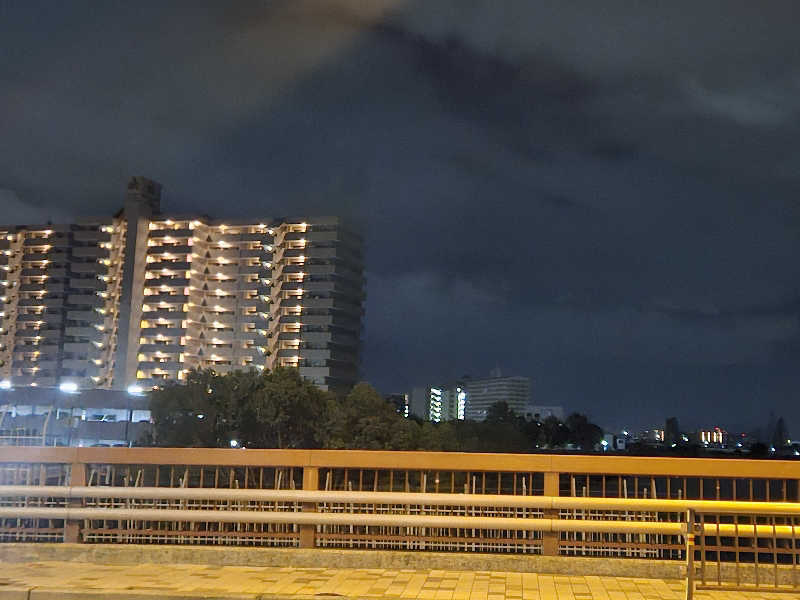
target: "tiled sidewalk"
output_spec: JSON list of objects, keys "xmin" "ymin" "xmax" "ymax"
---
[{"xmin": 0, "ymin": 561, "xmax": 794, "ymax": 600}]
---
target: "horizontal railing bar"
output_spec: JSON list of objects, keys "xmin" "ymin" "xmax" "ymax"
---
[
  {"xmin": 3, "ymin": 486, "xmax": 800, "ymax": 515},
  {"xmin": 4, "ymin": 504, "xmax": 797, "ymax": 538},
  {"xmin": 0, "ymin": 506, "xmax": 684, "ymax": 534},
  {"xmin": 2, "ymin": 447, "xmax": 800, "ymax": 479}
]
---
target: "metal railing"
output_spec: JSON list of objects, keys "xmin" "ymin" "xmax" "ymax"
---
[{"xmin": 3, "ymin": 447, "xmax": 800, "ymax": 596}]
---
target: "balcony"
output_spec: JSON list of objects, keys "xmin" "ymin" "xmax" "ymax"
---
[
  {"xmin": 70, "ymin": 263, "xmax": 105, "ymax": 275},
  {"xmin": 146, "ymin": 261, "xmax": 191, "ymax": 272},
  {"xmin": 145, "ymin": 277, "xmax": 189, "ymax": 289},
  {"xmin": 66, "ymin": 312, "xmax": 103, "ymax": 325},
  {"xmin": 138, "ymin": 343, "xmax": 182, "ymax": 354},
  {"xmin": 64, "ymin": 326, "xmax": 102, "ymax": 339},
  {"xmin": 71, "ymin": 247, "xmax": 108, "ymax": 259},
  {"xmin": 73, "ymin": 230, "xmax": 110, "ymax": 243},
  {"xmin": 142, "ymin": 308, "xmax": 186, "ymax": 320},
  {"xmin": 137, "ymin": 361, "xmax": 182, "ymax": 371},
  {"xmin": 140, "ymin": 327, "xmax": 186, "ymax": 338},
  {"xmin": 21, "ymin": 268, "xmax": 48, "ymax": 278},
  {"xmin": 15, "ymin": 313, "xmax": 46, "ymax": 323},
  {"xmin": 64, "ymin": 342, "xmax": 98, "ymax": 354},
  {"xmin": 69, "ymin": 278, "xmax": 103, "ymax": 290},
  {"xmin": 66, "ymin": 294, "xmax": 103, "ymax": 306},
  {"xmin": 147, "ymin": 244, "xmax": 192, "ymax": 256},
  {"xmin": 149, "ymin": 228, "xmax": 192, "ymax": 239}
]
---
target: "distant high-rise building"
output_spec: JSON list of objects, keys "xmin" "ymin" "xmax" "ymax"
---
[
  {"xmin": 409, "ymin": 382, "xmax": 467, "ymax": 423},
  {"xmin": 0, "ymin": 177, "xmax": 364, "ymax": 393},
  {"xmin": 527, "ymin": 405, "xmax": 564, "ymax": 421},
  {"xmin": 463, "ymin": 372, "xmax": 531, "ymax": 421}
]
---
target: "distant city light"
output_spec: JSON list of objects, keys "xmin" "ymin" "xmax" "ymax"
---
[
  {"xmin": 0, "ymin": 379, "xmax": 11, "ymax": 390},
  {"xmin": 127, "ymin": 384, "xmax": 144, "ymax": 395},
  {"xmin": 59, "ymin": 382, "xmax": 78, "ymax": 394}
]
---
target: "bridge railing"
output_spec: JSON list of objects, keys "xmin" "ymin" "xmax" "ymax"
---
[{"xmin": 1, "ymin": 447, "xmax": 800, "ymax": 559}]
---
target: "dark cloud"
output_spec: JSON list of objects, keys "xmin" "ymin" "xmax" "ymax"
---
[{"xmin": 1, "ymin": 0, "xmax": 799, "ymax": 430}]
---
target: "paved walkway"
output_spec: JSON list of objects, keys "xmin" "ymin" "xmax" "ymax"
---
[{"xmin": 0, "ymin": 561, "xmax": 796, "ymax": 600}]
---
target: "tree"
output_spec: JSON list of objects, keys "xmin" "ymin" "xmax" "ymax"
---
[
  {"xmin": 540, "ymin": 415, "xmax": 568, "ymax": 448},
  {"xmin": 565, "ymin": 413, "xmax": 604, "ymax": 450},
  {"xmin": 147, "ymin": 368, "xmax": 331, "ymax": 448},
  {"xmin": 146, "ymin": 369, "xmax": 233, "ymax": 447},
  {"xmin": 327, "ymin": 383, "xmax": 419, "ymax": 450},
  {"xmin": 485, "ymin": 401, "xmax": 518, "ymax": 425},
  {"xmin": 772, "ymin": 417, "xmax": 790, "ymax": 449}
]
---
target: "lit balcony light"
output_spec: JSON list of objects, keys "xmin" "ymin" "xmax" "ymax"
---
[{"xmin": 59, "ymin": 381, "xmax": 78, "ymax": 394}]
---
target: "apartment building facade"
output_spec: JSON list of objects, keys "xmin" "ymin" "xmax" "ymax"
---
[
  {"xmin": 0, "ymin": 177, "xmax": 364, "ymax": 393},
  {"xmin": 463, "ymin": 373, "xmax": 531, "ymax": 421}
]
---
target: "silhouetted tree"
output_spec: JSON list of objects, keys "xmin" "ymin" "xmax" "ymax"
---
[
  {"xmin": 772, "ymin": 417, "xmax": 790, "ymax": 449},
  {"xmin": 565, "ymin": 413, "xmax": 604, "ymax": 449},
  {"xmin": 147, "ymin": 368, "xmax": 331, "ymax": 448}
]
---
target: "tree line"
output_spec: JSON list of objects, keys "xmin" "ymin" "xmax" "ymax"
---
[{"xmin": 143, "ymin": 368, "xmax": 604, "ymax": 452}]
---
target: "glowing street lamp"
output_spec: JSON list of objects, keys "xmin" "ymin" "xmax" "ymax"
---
[{"xmin": 59, "ymin": 381, "xmax": 78, "ymax": 394}]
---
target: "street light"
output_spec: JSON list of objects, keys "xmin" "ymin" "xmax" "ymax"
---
[
  {"xmin": 59, "ymin": 382, "xmax": 78, "ymax": 394},
  {"xmin": 124, "ymin": 385, "xmax": 147, "ymax": 447}
]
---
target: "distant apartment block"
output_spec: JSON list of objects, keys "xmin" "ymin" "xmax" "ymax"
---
[
  {"xmin": 528, "ymin": 405, "xmax": 564, "ymax": 421},
  {"xmin": 463, "ymin": 372, "xmax": 531, "ymax": 421},
  {"xmin": 410, "ymin": 383, "xmax": 467, "ymax": 423},
  {"xmin": 0, "ymin": 177, "xmax": 364, "ymax": 393}
]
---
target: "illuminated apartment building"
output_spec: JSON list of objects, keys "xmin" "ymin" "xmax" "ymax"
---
[
  {"xmin": 0, "ymin": 177, "xmax": 364, "ymax": 393},
  {"xmin": 409, "ymin": 383, "xmax": 467, "ymax": 422}
]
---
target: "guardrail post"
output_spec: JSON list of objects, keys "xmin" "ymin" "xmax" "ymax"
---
[
  {"xmin": 64, "ymin": 462, "xmax": 86, "ymax": 543},
  {"xmin": 542, "ymin": 471, "xmax": 559, "ymax": 556},
  {"xmin": 300, "ymin": 466, "xmax": 319, "ymax": 548},
  {"xmin": 685, "ymin": 509, "xmax": 695, "ymax": 600}
]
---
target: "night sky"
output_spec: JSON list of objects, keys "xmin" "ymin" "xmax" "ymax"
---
[{"xmin": 2, "ymin": 1, "xmax": 799, "ymax": 432}]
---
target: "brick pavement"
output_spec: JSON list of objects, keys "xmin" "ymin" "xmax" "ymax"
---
[{"xmin": 0, "ymin": 561, "xmax": 796, "ymax": 600}]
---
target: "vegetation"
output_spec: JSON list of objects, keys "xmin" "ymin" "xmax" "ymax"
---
[{"xmin": 145, "ymin": 368, "xmax": 604, "ymax": 452}]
